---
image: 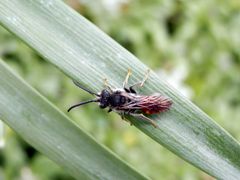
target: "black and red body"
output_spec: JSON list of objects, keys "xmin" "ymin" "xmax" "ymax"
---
[
  {"xmin": 99, "ymin": 89, "xmax": 172, "ymax": 115},
  {"xmin": 68, "ymin": 70, "xmax": 172, "ymax": 128}
]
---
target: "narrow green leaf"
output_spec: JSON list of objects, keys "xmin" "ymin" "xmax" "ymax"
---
[
  {"xmin": 0, "ymin": 0, "xmax": 240, "ymax": 179},
  {"xmin": 0, "ymin": 59, "xmax": 147, "ymax": 180}
]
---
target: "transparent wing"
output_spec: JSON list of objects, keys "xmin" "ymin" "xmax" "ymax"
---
[{"xmin": 118, "ymin": 94, "xmax": 172, "ymax": 113}]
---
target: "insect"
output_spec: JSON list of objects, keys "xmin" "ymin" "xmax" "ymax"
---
[{"xmin": 68, "ymin": 69, "xmax": 172, "ymax": 128}]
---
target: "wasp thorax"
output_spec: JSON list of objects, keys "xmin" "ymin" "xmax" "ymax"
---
[
  {"xmin": 109, "ymin": 94, "xmax": 126, "ymax": 107},
  {"xmin": 99, "ymin": 89, "xmax": 111, "ymax": 108}
]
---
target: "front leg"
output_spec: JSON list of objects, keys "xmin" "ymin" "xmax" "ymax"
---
[{"xmin": 123, "ymin": 69, "xmax": 132, "ymax": 89}]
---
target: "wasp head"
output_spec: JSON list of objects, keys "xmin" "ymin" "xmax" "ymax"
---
[{"xmin": 99, "ymin": 89, "xmax": 111, "ymax": 109}]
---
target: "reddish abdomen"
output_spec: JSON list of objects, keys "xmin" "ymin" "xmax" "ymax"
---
[{"xmin": 141, "ymin": 96, "xmax": 172, "ymax": 115}]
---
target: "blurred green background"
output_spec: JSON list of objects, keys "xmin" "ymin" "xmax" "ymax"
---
[{"xmin": 0, "ymin": 0, "xmax": 240, "ymax": 179}]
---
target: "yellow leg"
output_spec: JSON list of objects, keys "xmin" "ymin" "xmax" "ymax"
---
[
  {"xmin": 131, "ymin": 113, "xmax": 158, "ymax": 128},
  {"xmin": 123, "ymin": 69, "xmax": 132, "ymax": 88},
  {"xmin": 103, "ymin": 78, "xmax": 113, "ymax": 92},
  {"xmin": 140, "ymin": 69, "xmax": 150, "ymax": 87},
  {"xmin": 129, "ymin": 69, "xmax": 150, "ymax": 90}
]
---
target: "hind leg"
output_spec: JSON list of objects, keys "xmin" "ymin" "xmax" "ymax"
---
[{"xmin": 130, "ymin": 113, "xmax": 158, "ymax": 128}]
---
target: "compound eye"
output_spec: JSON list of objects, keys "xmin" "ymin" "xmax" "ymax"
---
[{"xmin": 101, "ymin": 89, "xmax": 110, "ymax": 98}]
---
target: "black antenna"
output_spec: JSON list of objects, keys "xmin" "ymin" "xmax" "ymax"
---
[
  {"xmin": 68, "ymin": 99, "xmax": 99, "ymax": 112},
  {"xmin": 73, "ymin": 80, "xmax": 99, "ymax": 96}
]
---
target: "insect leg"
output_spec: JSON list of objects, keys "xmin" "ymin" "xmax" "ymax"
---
[
  {"xmin": 140, "ymin": 69, "xmax": 150, "ymax": 86},
  {"xmin": 103, "ymin": 78, "xmax": 113, "ymax": 92},
  {"xmin": 124, "ymin": 87, "xmax": 131, "ymax": 93},
  {"xmin": 129, "ymin": 69, "xmax": 150, "ymax": 92},
  {"xmin": 119, "ymin": 113, "xmax": 133, "ymax": 125},
  {"xmin": 130, "ymin": 113, "xmax": 158, "ymax": 128},
  {"xmin": 129, "ymin": 84, "xmax": 139, "ymax": 93},
  {"xmin": 123, "ymin": 69, "xmax": 132, "ymax": 89}
]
